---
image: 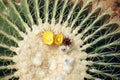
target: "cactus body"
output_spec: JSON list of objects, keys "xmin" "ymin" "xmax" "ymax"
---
[{"xmin": 0, "ymin": 0, "xmax": 120, "ymax": 80}]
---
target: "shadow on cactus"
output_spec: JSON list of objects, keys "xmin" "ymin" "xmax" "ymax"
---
[{"xmin": 0, "ymin": 0, "xmax": 120, "ymax": 80}]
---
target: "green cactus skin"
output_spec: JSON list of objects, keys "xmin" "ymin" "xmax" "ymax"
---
[{"xmin": 0, "ymin": 0, "xmax": 120, "ymax": 80}]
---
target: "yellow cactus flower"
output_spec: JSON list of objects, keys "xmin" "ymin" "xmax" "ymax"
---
[
  {"xmin": 42, "ymin": 31, "xmax": 54, "ymax": 45},
  {"xmin": 54, "ymin": 33, "xmax": 64, "ymax": 45}
]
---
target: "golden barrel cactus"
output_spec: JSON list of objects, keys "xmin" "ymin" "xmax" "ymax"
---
[{"xmin": 0, "ymin": 0, "xmax": 120, "ymax": 80}]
